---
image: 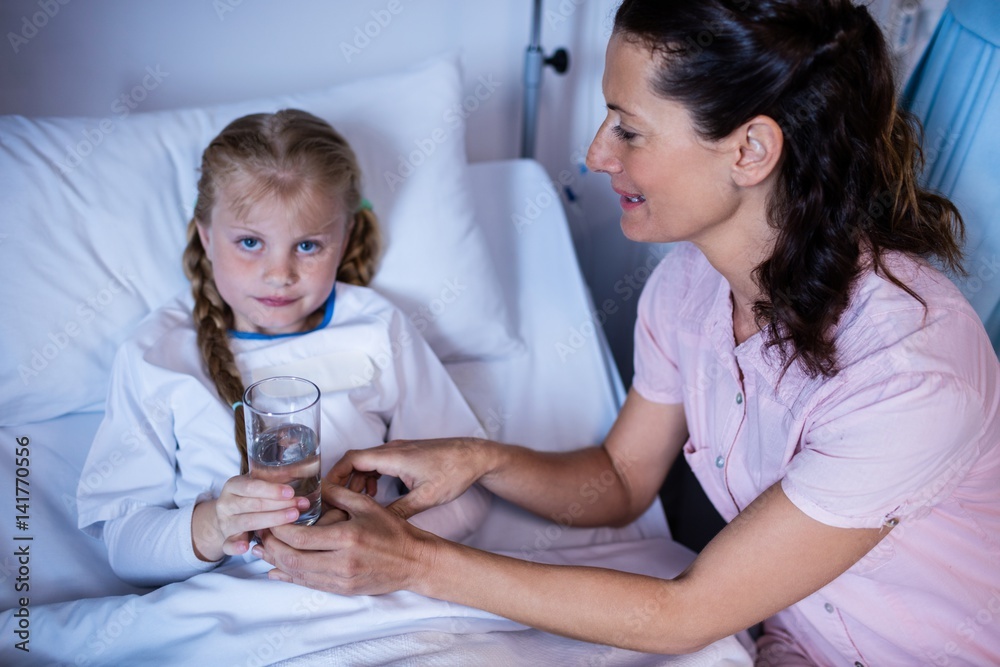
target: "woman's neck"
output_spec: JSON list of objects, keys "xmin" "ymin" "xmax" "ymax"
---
[{"xmin": 694, "ymin": 199, "xmax": 775, "ymax": 346}]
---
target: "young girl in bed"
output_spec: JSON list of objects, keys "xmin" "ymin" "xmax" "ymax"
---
[{"xmin": 77, "ymin": 109, "xmax": 490, "ymax": 587}]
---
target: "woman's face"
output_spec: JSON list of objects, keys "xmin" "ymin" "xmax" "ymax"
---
[
  {"xmin": 586, "ymin": 33, "xmax": 743, "ymax": 245},
  {"xmin": 198, "ymin": 179, "xmax": 349, "ymax": 336}
]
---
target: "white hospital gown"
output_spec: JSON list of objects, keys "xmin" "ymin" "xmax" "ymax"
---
[{"xmin": 77, "ymin": 283, "xmax": 491, "ymax": 587}]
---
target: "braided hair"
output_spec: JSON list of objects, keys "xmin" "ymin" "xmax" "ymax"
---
[
  {"xmin": 182, "ymin": 109, "xmax": 381, "ymax": 473},
  {"xmin": 614, "ymin": 0, "xmax": 964, "ymax": 377}
]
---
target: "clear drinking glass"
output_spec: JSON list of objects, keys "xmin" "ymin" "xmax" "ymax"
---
[{"xmin": 243, "ymin": 376, "xmax": 322, "ymax": 526}]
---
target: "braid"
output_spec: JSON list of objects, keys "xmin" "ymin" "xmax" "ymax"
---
[
  {"xmin": 336, "ymin": 208, "xmax": 381, "ymax": 287},
  {"xmin": 183, "ymin": 219, "xmax": 250, "ymax": 474}
]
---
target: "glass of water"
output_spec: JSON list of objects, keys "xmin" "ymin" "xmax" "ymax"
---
[{"xmin": 243, "ymin": 376, "xmax": 322, "ymax": 526}]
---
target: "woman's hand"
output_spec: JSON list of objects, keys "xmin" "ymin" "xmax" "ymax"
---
[
  {"xmin": 191, "ymin": 475, "xmax": 311, "ymax": 562},
  {"xmin": 255, "ymin": 484, "xmax": 437, "ymax": 595},
  {"xmin": 327, "ymin": 437, "xmax": 493, "ymax": 521}
]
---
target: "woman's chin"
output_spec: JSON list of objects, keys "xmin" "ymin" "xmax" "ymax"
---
[{"xmin": 620, "ymin": 214, "xmax": 675, "ymax": 245}]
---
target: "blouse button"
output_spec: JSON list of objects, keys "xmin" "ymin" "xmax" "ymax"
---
[
  {"xmin": 824, "ymin": 603, "xmax": 834, "ymax": 613},
  {"xmin": 736, "ymin": 392, "xmax": 744, "ymax": 405},
  {"xmin": 715, "ymin": 455, "xmax": 725, "ymax": 469},
  {"xmin": 855, "ymin": 662, "xmax": 865, "ymax": 667}
]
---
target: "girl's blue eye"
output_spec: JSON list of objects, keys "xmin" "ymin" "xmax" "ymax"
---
[
  {"xmin": 298, "ymin": 241, "xmax": 319, "ymax": 253},
  {"xmin": 612, "ymin": 125, "xmax": 637, "ymax": 141},
  {"xmin": 240, "ymin": 238, "xmax": 260, "ymax": 250}
]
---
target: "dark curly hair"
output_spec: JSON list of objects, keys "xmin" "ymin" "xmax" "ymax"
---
[{"xmin": 614, "ymin": 0, "xmax": 965, "ymax": 377}]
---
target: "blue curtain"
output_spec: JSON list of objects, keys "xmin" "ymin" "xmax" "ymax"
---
[{"xmin": 902, "ymin": 0, "xmax": 1000, "ymax": 352}]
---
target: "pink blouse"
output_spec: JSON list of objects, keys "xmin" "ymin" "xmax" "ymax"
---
[{"xmin": 633, "ymin": 242, "xmax": 1000, "ymax": 666}]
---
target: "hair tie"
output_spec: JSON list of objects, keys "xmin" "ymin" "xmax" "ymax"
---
[
  {"xmin": 355, "ymin": 198, "xmax": 373, "ymax": 213},
  {"xmin": 232, "ymin": 401, "xmax": 243, "ymax": 411}
]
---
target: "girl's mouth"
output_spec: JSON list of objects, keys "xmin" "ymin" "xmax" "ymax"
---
[{"xmin": 257, "ymin": 297, "xmax": 296, "ymax": 307}]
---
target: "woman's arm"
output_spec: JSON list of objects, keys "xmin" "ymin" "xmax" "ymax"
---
[
  {"xmin": 330, "ymin": 388, "xmax": 688, "ymax": 527},
  {"xmin": 260, "ymin": 480, "xmax": 888, "ymax": 654},
  {"xmin": 481, "ymin": 388, "xmax": 688, "ymax": 527}
]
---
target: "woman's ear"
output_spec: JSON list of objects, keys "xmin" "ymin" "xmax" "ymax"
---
[{"xmin": 731, "ymin": 115, "xmax": 783, "ymax": 188}]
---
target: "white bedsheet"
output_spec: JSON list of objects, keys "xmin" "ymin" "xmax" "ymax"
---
[
  {"xmin": 1, "ymin": 539, "xmax": 751, "ymax": 666},
  {"xmin": 0, "ymin": 160, "xmax": 752, "ymax": 665}
]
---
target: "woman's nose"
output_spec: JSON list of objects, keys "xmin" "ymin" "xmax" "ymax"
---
[{"xmin": 585, "ymin": 125, "xmax": 620, "ymax": 175}]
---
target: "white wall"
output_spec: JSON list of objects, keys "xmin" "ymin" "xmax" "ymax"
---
[
  {"xmin": 0, "ymin": 0, "xmax": 949, "ymax": 384},
  {"xmin": 0, "ymin": 0, "xmax": 530, "ymax": 161}
]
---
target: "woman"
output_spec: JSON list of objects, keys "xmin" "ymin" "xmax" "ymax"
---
[{"xmin": 256, "ymin": 0, "xmax": 1000, "ymax": 664}]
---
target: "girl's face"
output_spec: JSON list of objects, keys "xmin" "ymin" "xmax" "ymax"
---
[
  {"xmin": 585, "ymin": 33, "xmax": 743, "ymax": 246},
  {"xmin": 198, "ymin": 180, "xmax": 349, "ymax": 336}
]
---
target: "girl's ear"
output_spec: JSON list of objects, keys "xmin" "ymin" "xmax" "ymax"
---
[
  {"xmin": 731, "ymin": 115, "xmax": 784, "ymax": 188},
  {"xmin": 196, "ymin": 221, "xmax": 214, "ymax": 262},
  {"xmin": 338, "ymin": 213, "xmax": 356, "ymax": 262}
]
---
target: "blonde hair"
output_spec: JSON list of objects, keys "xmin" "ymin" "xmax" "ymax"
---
[{"xmin": 182, "ymin": 109, "xmax": 381, "ymax": 473}]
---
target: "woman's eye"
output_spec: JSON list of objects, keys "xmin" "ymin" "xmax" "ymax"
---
[
  {"xmin": 239, "ymin": 238, "xmax": 260, "ymax": 250},
  {"xmin": 612, "ymin": 125, "xmax": 637, "ymax": 142},
  {"xmin": 298, "ymin": 241, "xmax": 319, "ymax": 253}
]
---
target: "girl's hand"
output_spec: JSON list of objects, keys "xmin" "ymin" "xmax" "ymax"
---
[
  {"xmin": 256, "ymin": 484, "xmax": 436, "ymax": 595},
  {"xmin": 326, "ymin": 437, "xmax": 493, "ymax": 521},
  {"xmin": 191, "ymin": 475, "xmax": 310, "ymax": 562}
]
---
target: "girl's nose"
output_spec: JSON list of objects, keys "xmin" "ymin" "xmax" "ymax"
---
[{"xmin": 263, "ymin": 256, "xmax": 296, "ymax": 287}]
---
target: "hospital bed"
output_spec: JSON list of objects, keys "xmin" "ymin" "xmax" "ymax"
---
[{"xmin": 0, "ymin": 56, "xmax": 752, "ymax": 665}]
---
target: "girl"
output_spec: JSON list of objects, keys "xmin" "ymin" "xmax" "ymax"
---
[
  {"xmin": 77, "ymin": 109, "xmax": 490, "ymax": 586},
  {"xmin": 258, "ymin": 2, "xmax": 1000, "ymax": 665}
]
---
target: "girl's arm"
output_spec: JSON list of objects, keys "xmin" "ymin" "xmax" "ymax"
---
[{"xmin": 261, "ymin": 480, "xmax": 887, "ymax": 654}]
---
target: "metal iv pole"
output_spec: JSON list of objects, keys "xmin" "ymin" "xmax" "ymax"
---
[{"xmin": 520, "ymin": 0, "xmax": 569, "ymax": 158}]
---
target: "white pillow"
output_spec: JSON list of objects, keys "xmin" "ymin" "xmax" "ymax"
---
[{"xmin": 0, "ymin": 56, "xmax": 520, "ymax": 426}]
